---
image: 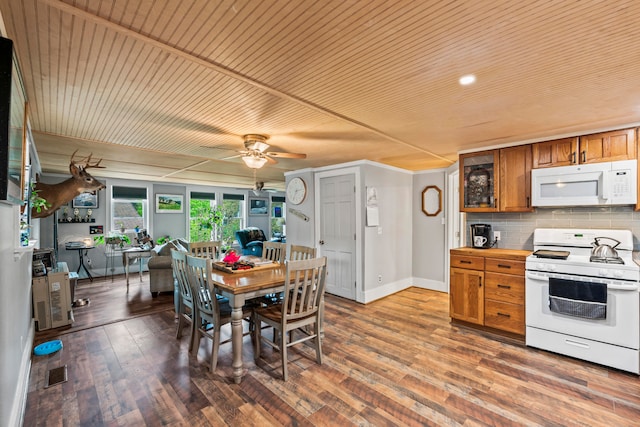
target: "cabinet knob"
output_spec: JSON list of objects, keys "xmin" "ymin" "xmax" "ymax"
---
[
  {"xmin": 497, "ymin": 312, "xmax": 511, "ymax": 318},
  {"xmin": 497, "ymin": 264, "xmax": 511, "ymax": 269},
  {"xmin": 497, "ymin": 284, "xmax": 511, "ymax": 289},
  {"xmin": 581, "ymin": 151, "xmax": 586, "ymax": 163},
  {"xmin": 571, "ymin": 152, "xmax": 576, "ymax": 164}
]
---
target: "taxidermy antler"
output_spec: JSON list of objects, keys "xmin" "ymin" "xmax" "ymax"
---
[{"xmin": 31, "ymin": 150, "xmax": 106, "ymax": 218}]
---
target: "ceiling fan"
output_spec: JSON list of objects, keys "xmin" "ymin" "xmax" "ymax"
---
[
  {"xmin": 250, "ymin": 169, "xmax": 278, "ymax": 195},
  {"xmin": 225, "ymin": 134, "xmax": 307, "ymax": 169}
]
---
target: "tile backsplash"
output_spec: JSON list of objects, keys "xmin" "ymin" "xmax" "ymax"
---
[{"xmin": 467, "ymin": 206, "xmax": 640, "ymax": 251}]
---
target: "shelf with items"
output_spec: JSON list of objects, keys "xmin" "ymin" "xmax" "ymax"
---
[{"xmin": 58, "ymin": 218, "xmax": 96, "ymax": 223}]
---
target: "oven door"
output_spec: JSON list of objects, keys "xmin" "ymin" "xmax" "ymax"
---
[{"xmin": 525, "ymin": 271, "xmax": 639, "ymax": 349}]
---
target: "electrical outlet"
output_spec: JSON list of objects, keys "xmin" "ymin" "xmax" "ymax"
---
[
  {"xmin": 494, "ymin": 231, "xmax": 501, "ymax": 241},
  {"xmin": 377, "ymin": 275, "xmax": 382, "ymax": 283}
]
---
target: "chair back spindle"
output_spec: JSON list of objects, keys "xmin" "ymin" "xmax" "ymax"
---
[
  {"xmin": 289, "ymin": 244, "xmax": 316, "ymax": 261},
  {"xmin": 262, "ymin": 241, "xmax": 287, "ymax": 263},
  {"xmin": 189, "ymin": 241, "xmax": 220, "ymax": 259}
]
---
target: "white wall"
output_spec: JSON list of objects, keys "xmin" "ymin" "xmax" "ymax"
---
[
  {"xmin": 284, "ymin": 170, "xmax": 315, "ymax": 248},
  {"xmin": 412, "ymin": 170, "xmax": 447, "ymax": 292},
  {"xmin": 0, "ymin": 203, "xmax": 34, "ymax": 427},
  {"xmin": 361, "ymin": 163, "xmax": 414, "ymax": 301}
]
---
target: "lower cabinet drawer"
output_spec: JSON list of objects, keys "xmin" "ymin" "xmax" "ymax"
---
[
  {"xmin": 484, "ymin": 300, "xmax": 524, "ymax": 335},
  {"xmin": 484, "ymin": 272, "xmax": 524, "ymax": 304}
]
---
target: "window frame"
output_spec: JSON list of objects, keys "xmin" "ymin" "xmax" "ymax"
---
[{"xmin": 108, "ymin": 183, "xmax": 151, "ymax": 234}]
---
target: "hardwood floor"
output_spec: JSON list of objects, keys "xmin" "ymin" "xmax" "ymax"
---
[{"xmin": 25, "ymin": 280, "xmax": 640, "ymax": 426}]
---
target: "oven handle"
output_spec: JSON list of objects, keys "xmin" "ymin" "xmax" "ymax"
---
[
  {"xmin": 607, "ymin": 283, "xmax": 639, "ymax": 291},
  {"xmin": 526, "ymin": 271, "xmax": 639, "ymax": 291}
]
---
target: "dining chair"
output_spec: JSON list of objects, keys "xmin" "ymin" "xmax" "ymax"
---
[
  {"xmin": 289, "ymin": 244, "xmax": 317, "ymax": 261},
  {"xmin": 260, "ymin": 241, "xmax": 288, "ymax": 308},
  {"xmin": 171, "ymin": 249, "xmax": 195, "ymax": 350},
  {"xmin": 253, "ymin": 256, "xmax": 328, "ymax": 381},
  {"xmin": 262, "ymin": 241, "xmax": 287, "ymax": 263},
  {"xmin": 185, "ymin": 254, "xmax": 252, "ymax": 372},
  {"xmin": 189, "ymin": 240, "xmax": 220, "ymax": 259}
]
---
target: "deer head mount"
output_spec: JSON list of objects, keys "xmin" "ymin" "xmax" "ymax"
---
[{"xmin": 31, "ymin": 150, "xmax": 106, "ymax": 219}]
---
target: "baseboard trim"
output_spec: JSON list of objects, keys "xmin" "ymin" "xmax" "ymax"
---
[
  {"xmin": 362, "ymin": 278, "xmax": 412, "ymax": 303},
  {"xmin": 7, "ymin": 319, "xmax": 34, "ymax": 427},
  {"xmin": 410, "ymin": 277, "xmax": 448, "ymax": 293}
]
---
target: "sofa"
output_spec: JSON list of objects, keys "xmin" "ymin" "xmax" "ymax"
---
[
  {"xmin": 235, "ymin": 227, "xmax": 267, "ymax": 256},
  {"xmin": 147, "ymin": 238, "xmax": 188, "ymax": 297}
]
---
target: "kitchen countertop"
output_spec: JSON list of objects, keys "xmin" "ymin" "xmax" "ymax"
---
[{"xmin": 450, "ymin": 247, "xmax": 532, "ymax": 260}]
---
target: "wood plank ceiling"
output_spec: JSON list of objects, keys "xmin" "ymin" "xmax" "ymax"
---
[{"xmin": 1, "ymin": 0, "xmax": 640, "ymax": 189}]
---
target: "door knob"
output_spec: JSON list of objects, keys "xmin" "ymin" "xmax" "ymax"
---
[{"xmin": 319, "ymin": 240, "xmax": 325, "ymax": 245}]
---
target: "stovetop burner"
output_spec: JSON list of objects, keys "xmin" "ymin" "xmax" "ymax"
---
[{"xmin": 589, "ymin": 256, "xmax": 625, "ymax": 265}]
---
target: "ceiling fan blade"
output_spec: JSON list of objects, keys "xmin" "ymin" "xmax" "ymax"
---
[
  {"xmin": 265, "ymin": 155, "xmax": 278, "ymax": 164},
  {"xmin": 268, "ymin": 151, "xmax": 307, "ymax": 159},
  {"xmin": 221, "ymin": 153, "xmax": 243, "ymax": 160}
]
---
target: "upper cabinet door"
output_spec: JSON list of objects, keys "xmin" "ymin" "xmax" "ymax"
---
[
  {"xmin": 499, "ymin": 145, "xmax": 533, "ymax": 212},
  {"xmin": 579, "ymin": 128, "xmax": 636, "ymax": 164},
  {"xmin": 460, "ymin": 150, "xmax": 499, "ymax": 212},
  {"xmin": 531, "ymin": 137, "xmax": 578, "ymax": 168}
]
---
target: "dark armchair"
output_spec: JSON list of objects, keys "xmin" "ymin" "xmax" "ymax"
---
[{"xmin": 235, "ymin": 227, "xmax": 267, "ymax": 256}]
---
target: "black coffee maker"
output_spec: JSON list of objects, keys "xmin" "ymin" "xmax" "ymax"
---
[{"xmin": 470, "ymin": 224, "xmax": 492, "ymax": 249}]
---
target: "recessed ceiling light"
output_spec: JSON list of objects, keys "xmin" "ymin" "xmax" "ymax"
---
[{"xmin": 459, "ymin": 74, "xmax": 476, "ymax": 86}]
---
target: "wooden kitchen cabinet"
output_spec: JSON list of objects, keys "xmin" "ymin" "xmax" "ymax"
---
[
  {"xmin": 450, "ymin": 248, "xmax": 529, "ymax": 337},
  {"xmin": 484, "ymin": 258, "xmax": 525, "ymax": 335},
  {"xmin": 460, "ymin": 146, "xmax": 532, "ymax": 213},
  {"xmin": 531, "ymin": 137, "xmax": 578, "ymax": 168},
  {"xmin": 460, "ymin": 150, "xmax": 499, "ymax": 212},
  {"xmin": 450, "ymin": 254, "xmax": 484, "ymax": 325},
  {"xmin": 499, "ymin": 145, "xmax": 533, "ymax": 212},
  {"xmin": 532, "ymin": 128, "xmax": 636, "ymax": 168},
  {"xmin": 579, "ymin": 128, "xmax": 636, "ymax": 164}
]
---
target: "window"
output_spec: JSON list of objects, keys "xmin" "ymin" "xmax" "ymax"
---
[
  {"xmin": 271, "ymin": 196, "xmax": 286, "ymax": 238},
  {"xmin": 189, "ymin": 191, "xmax": 218, "ymax": 242},
  {"xmin": 221, "ymin": 193, "xmax": 245, "ymax": 247},
  {"xmin": 111, "ymin": 186, "xmax": 148, "ymax": 232}
]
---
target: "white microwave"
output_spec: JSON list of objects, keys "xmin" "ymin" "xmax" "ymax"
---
[{"xmin": 531, "ymin": 159, "xmax": 637, "ymax": 207}]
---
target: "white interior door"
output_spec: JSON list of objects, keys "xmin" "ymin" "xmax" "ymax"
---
[{"xmin": 318, "ymin": 173, "xmax": 356, "ymax": 300}]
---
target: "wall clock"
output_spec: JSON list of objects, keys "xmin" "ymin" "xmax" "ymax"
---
[{"xmin": 286, "ymin": 177, "xmax": 307, "ymax": 205}]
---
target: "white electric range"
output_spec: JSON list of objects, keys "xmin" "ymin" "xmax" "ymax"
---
[{"xmin": 525, "ymin": 228, "xmax": 640, "ymax": 374}]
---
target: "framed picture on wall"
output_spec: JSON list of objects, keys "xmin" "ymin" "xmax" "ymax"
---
[
  {"xmin": 72, "ymin": 192, "xmax": 98, "ymax": 208},
  {"xmin": 249, "ymin": 198, "xmax": 268, "ymax": 215},
  {"xmin": 156, "ymin": 193, "xmax": 183, "ymax": 213}
]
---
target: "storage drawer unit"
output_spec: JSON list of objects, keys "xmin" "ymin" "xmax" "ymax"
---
[{"xmin": 450, "ymin": 249, "xmax": 529, "ymax": 337}]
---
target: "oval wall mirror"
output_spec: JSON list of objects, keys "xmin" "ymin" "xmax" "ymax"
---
[{"xmin": 422, "ymin": 185, "xmax": 442, "ymax": 216}]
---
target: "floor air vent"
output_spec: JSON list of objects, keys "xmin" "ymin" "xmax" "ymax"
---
[{"xmin": 45, "ymin": 365, "xmax": 68, "ymax": 388}]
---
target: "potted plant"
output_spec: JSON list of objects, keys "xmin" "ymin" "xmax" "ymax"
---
[
  {"xmin": 30, "ymin": 183, "xmax": 51, "ymax": 216},
  {"xmin": 94, "ymin": 232, "xmax": 131, "ymax": 249}
]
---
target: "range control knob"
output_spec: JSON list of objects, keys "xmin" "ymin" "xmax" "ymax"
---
[
  {"xmin": 548, "ymin": 264, "xmax": 557, "ymax": 272},
  {"xmin": 613, "ymin": 270, "xmax": 624, "ymax": 278},
  {"xmin": 598, "ymin": 269, "xmax": 609, "ymax": 277}
]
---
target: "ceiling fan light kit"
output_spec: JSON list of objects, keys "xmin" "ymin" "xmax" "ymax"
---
[{"xmin": 241, "ymin": 155, "xmax": 268, "ymax": 169}]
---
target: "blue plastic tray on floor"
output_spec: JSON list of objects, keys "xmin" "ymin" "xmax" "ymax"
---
[{"xmin": 34, "ymin": 339, "xmax": 63, "ymax": 356}]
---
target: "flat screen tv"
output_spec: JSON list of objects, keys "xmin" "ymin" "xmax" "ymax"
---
[{"xmin": 0, "ymin": 36, "xmax": 25, "ymax": 205}]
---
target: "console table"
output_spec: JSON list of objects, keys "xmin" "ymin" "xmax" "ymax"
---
[
  {"xmin": 122, "ymin": 248, "xmax": 152, "ymax": 287},
  {"xmin": 65, "ymin": 243, "xmax": 95, "ymax": 282}
]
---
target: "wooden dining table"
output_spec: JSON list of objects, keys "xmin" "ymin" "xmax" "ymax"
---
[{"xmin": 210, "ymin": 262, "xmax": 287, "ymax": 384}]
